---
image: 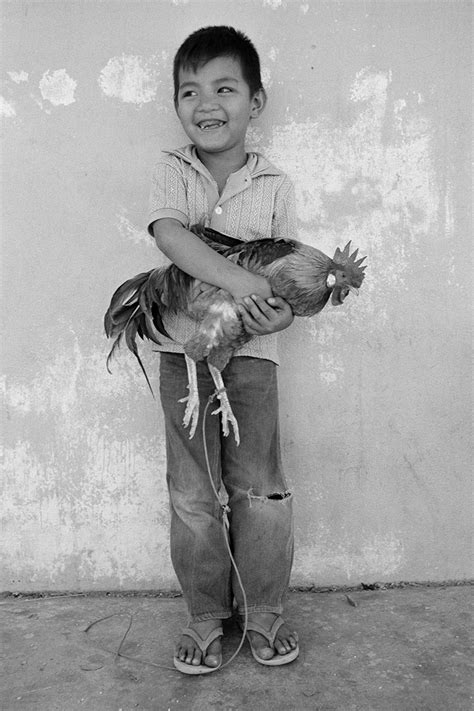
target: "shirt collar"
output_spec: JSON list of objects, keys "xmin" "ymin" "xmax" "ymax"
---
[{"xmin": 164, "ymin": 144, "xmax": 283, "ymax": 179}]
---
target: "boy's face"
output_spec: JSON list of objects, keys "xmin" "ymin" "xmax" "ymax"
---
[{"xmin": 175, "ymin": 56, "xmax": 266, "ymax": 162}]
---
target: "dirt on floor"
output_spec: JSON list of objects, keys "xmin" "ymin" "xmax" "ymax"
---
[{"xmin": 1, "ymin": 585, "xmax": 472, "ymax": 710}]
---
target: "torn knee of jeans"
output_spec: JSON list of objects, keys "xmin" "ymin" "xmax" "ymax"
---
[{"xmin": 247, "ymin": 488, "xmax": 292, "ymax": 506}]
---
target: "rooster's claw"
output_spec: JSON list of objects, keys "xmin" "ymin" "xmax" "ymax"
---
[
  {"xmin": 212, "ymin": 398, "xmax": 240, "ymax": 446},
  {"xmin": 178, "ymin": 355, "xmax": 201, "ymax": 439},
  {"xmin": 179, "ymin": 393, "xmax": 200, "ymax": 439}
]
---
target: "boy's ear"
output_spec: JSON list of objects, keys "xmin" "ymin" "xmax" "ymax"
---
[{"xmin": 250, "ymin": 87, "xmax": 267, "ymax": 118}]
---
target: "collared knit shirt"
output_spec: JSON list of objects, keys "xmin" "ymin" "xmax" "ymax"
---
[{"xmin": 147, "ymin": 144, "xmax": 297, "ymax": 364}]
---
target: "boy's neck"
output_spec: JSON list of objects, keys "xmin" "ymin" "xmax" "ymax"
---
[{"xmin": 196, "ymin": 147, "xmax": 248, "ymax": 192}]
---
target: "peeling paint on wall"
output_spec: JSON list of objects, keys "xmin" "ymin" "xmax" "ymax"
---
[
  {"xmin": 0, "ymin": 95, "xmax": 16, "ymax": 117},
  {"xmin": 266, "ymin": 66, "xmax": 438, "ymax": 363},
  {"xmin": 261, "ymin": 66, "xmax": 273, "ymax": 89},
  {"xmin": 116, "ymin": 212, "xmax": 153, "ymax": 247},
  {"xmin": 39, "ymin": 68, "xmax": 77, "ymax": 106},
  {"xmin": 263, "ymin": 0, "xmax": 283, "ymax": 9},
  {"xmin": 2, "ymin": 434, "xmax": 171, "ymax": 588},
  {"xmin": 2, "ymin": 335, "xmax": 172, "ymax": 589},
  {"xmin": 297, "ymin": 532, "xmax": 405, "ymax": 582},
  {"xmin": 318, "ymin": 352, "xmax": 345, "ymax": 385},
  {"xmin": 7, "ymin": 70, "xmax": 28, "ymax": 83},
  {"xmin": 98, "ymin": 55, "xmax": 159, "ymax": 105},
  {"xmin": 267, "ymin": 47, "xmax": 279, "ymax": 63},
  {"xmin": 268, "ymin": 68, "xmax": 436, "ymax": 240}
]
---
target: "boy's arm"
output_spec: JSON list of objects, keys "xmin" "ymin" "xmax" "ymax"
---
[
  {"xmin": 238, "ymin": 175, "xmax": 297, "ymax": 335},
  {"xmin": 152, "ymin": 218, "xmax": 273, "ymax": 304}
]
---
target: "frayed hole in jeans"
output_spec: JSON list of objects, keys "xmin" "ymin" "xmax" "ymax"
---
[
  {"xmin": 267, "ymin": 491, "xmax": 292, "ymax": 500},
  {"xmin": 247, "ymin": 488, "xmax": 292, "ymax": 506}
]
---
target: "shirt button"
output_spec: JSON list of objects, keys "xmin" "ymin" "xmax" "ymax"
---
[{"xmin": 215, "ymin": 206, "xmax": 223, "ymax": 215}]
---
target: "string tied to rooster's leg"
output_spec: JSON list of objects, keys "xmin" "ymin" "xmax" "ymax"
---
[
  {"xmin": 206, "ymin": 387, "xmax": 228, "ymax": 408},
  {"xmin": 221, "ymin": 503, "xmax": 231, "ymax": 531}
]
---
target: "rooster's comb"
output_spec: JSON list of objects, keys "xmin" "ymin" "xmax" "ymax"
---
[{"xmin": 333, "ymin": 241, "xmax": 367, "ymax": 278}]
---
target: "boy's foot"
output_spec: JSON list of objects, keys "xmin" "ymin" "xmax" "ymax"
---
[
  {"xmin": 175, "ymin": 618, "xmax": 223, "ymax": 669},
  {"xmin": 244, "ymin": 613, "xmax": 299, "ymax": 664}
]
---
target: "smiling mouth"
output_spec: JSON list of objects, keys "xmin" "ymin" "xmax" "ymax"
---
[{"xmin": 197, "ymin": 120, "xmax": 226, "ymax": 130}]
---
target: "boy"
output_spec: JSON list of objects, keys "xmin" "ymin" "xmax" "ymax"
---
[{"xmin": 148, "ymin": 26, "xmax": 299, "ymax": 673}]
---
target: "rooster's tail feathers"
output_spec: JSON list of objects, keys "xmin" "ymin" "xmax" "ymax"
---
[
  {"xmin": 104, "ymin": 271, "xmax": 151, "ymax": 338},
  {"xmin": 105, "ymin": 302, "xmax": 155, "ymax": 396},
  {"xmin": 104, "ymin": 268, "xmax": 174, "ymax": 396}
]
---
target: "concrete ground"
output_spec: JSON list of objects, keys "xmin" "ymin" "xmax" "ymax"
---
[{"xmin": 1, "ymin": 585, "xmax": 472, "ymax": 711}]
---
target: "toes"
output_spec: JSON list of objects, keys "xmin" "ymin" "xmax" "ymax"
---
[
  {"xmin": 248, "ymin": 633, "xmax": 275, "ymax": 661},
  {"xmin": 175, "ymin": 642, "xmax": 202, "ymax": 666},
  {"xmin": 281, "ymin": 632, "xmax": 298, "ymax": 651},
  {"xmin": 176, "ymin": 631, "xmax": 222, "ymax": 667},
  {"xmin": 246, "ymin": 617, "xmax": 299, "ymax": 660},
  {"xmin": 247, "ymin": 632, "xmax": 275, "ymax": 660},
  {"xmin": 204, "ymin": 638, "xmax": 222, "ymax": 668},
  {"xmin": 275, "ymin": 628, "xmax": 299, "ymax": 655},
  {"xmin": 289, "ymin": 632, "xmax": 298, "ymax": 649},
  {"xmin": 204, "ymin": 653, "xmax": 220, "ymax": 667},
  {"xmin": 256, "ymin": 645, "xmax": 275, "ymax": 661},
  {"xmin": 275, "ymin": 638, "xmax": 290, "ymax": 655},
  {"xmin": 191, "ymin": 651, "xmax": 202, "ymax": 666}
]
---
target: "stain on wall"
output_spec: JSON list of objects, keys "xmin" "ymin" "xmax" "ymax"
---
[
  {"xmin": 39, "ymin": 68, "xmax": 77, "ymax": 106},
  {"xmin": 98, "ymin": 55, "xmax": 161, "ymax": 105},
  {"xmin": 1, "ymin": 1, "xmax": 471, "ymax": 591}
]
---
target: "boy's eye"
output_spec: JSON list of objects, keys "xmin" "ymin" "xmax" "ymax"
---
[
  {"xmin": 218, "ymin": 86, "xmax": 233, "ymax": 94},
  {"xmin": 181, "ymin": 90, "xmax": 197, "ymax": 99}
]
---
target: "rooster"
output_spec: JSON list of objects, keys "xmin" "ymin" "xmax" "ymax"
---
[{"xmin": 104, "ymin": 225, "xmax": 366, "ymax": 444}]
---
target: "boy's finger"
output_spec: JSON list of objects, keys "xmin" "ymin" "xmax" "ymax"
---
[
  {"xmin": 267, "ymin": 296, "xmax": 286, "ymax": 309},
  {"xmin": 239, "ymin": 307, "xmax": 261, "ymax": 327},
  {"xmin": 238, "ymin": 304, "xmax": 266, "ymax": 332},
  {"xmin": 244, "ymin": 295, "xmax": 272, "ymax": 320},
  {"xmin": 250, "ymin": 294, "xmax": 273, "ymax": 314}
]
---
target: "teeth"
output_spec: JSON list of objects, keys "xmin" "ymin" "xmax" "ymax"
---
[{"xmin": 198, "ymin": 121, "xmax": 224, "ymax": 130}]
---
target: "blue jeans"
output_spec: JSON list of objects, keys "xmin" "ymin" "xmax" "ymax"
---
[{"xmin": 159, "ymin": 353, "xmax": 294, "ymax": 623}]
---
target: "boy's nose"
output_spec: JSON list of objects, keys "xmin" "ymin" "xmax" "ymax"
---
[{"xmin": 197, "ymin": 94, "xmax": 219, "ymax": 111}]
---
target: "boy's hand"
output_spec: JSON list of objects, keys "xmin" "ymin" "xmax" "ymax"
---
[{"xmin": 238, "ymin": 295, "xmax": 294, "ymax": 336}]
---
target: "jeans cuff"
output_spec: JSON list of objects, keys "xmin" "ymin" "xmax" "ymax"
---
[
  {"xmin": 189, "ymin": 610, "xmax": 233, "ymax": 623},
  {"xmin": 237, "ymin": 604, "xmax": 284, "ymax": 616}
]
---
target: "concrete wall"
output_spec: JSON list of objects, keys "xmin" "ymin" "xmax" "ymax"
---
[{"xmin": 1, "ymin": 0, "xmax": 471, "ymax": 591}]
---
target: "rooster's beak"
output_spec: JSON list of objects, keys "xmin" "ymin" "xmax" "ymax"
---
[{"xmin": 348, "ymin": 286, "xmax": 359, "ymax": 296}]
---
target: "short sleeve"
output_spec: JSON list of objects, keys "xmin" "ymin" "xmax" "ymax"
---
[
  {"xmin": 147, "ymin": 158, "xmax": 190, "ymax": 235},
  {"xmin": 272, "ymin": 175, "xmax": 297, "ymax": 241}
]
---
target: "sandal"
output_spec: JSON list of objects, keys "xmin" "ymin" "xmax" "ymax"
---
[
  {"xmin": 173, "ymin": 626, "xmax": 223, "ymax": 675},
  {"xmin": 243, "ymin": 615, "xmax": 299, "ymax": 666}
]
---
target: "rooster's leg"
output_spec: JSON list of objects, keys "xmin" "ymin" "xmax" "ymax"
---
[
  {"xmin": 178, "ymin": 355, "xmax": 200, "ymax": 439},
  {"xmin": 207, "ymin": 364, "xmax": 240, "ymax": 446}
]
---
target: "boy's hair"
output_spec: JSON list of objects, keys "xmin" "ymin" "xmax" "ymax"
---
[{"xmin": 173, "ymin": 26, "xmax": 263, "ymax": 102}]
